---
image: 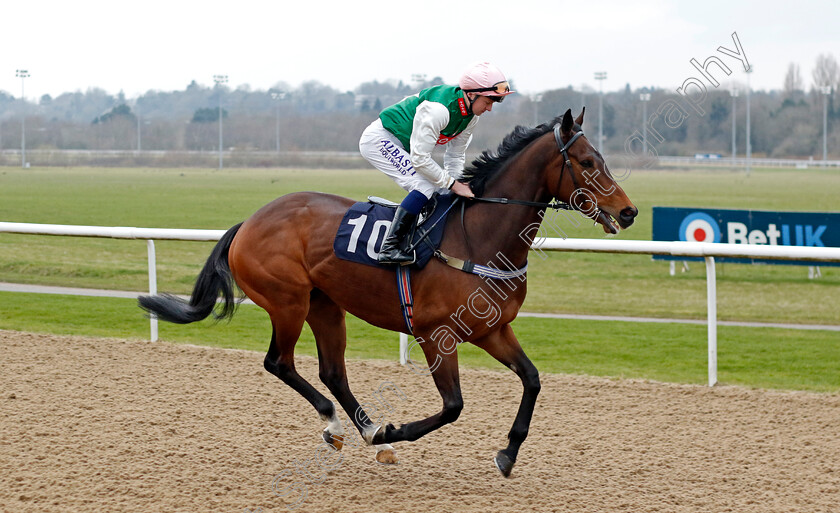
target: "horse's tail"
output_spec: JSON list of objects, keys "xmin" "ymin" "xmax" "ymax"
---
[{"xmin": 138, "ymin": 222, "xmax": 243, "ymax": 324}]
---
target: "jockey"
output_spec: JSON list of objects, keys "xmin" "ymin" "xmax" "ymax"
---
[{"xmin": 359, "ymin": 61, "xmax": 514, "ymax": 265}]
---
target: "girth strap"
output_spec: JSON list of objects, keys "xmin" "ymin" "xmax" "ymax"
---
[
  {"xmin": 395, "ymin": 265, "xmax": 414, "ymax": 335},
  {"xmin": 434, "ymin": 250, "xmax": 528, "ymax": 280}
]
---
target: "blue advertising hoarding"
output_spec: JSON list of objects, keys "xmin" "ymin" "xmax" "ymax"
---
[{"xmin": 652, "ymin": 207, "xmax": 840, "ymax": 266}]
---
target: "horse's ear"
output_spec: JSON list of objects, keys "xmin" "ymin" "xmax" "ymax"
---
[
  {"xmin": 575, "ymin": 107, "xmax": 585, "ymax": 127},
  {"xmin": 561, "ymin": 109, "xmax": 574, "ymax": 134}
]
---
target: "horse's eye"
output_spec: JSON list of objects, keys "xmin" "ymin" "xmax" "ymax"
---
[{"xmin": 580, "ymin": 160, "xmax": 593, "ymax": 168}]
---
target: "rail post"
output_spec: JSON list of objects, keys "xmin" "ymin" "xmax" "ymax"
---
[
  {"xmin": 147, "ymin": 240, "xmax": 158, "ymax": 342},
  {"xmin": 704, "ymin": 256, "xmax": 717, "ymax": 386}
]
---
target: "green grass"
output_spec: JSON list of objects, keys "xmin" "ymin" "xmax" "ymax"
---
[
  {"xmin": 1, "ymin": 166, "xmax": 839, "ymax": 392},
  {"xmin": 2, "ymin": 291, "xmax": 838, "ymax": 392},
  {"xmin": 0, "ymin": 166, "xmax": 837, "ymax": 324}
]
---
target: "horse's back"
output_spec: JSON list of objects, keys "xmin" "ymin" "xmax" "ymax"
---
[
  {"xmin": 235, "ymin": 191, "xmax": 349, "ymax": 244},
  {"xmin": 247, "ymin": 191, "xmax": 353, "ymax": 224}
]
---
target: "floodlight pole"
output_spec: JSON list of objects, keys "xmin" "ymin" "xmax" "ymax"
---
[
  {"xmin": 730, "ymin": 88, "xmax": 739, "ymax": 164},
  {"xmin": 594, "ymin": 72, "xmax": 607, "ymax": 151},
  {"xmin": 16, "ymin": 69, "xmax": 29, "ymax": 168},
  {"xmin": 271, "ymin": 91, "xmax": 286, "ymax": 153},
  {"xmin": 532, "ymin": 93, "xmax": 543, "ymax": 126},
  {"xmin": 745, "ymin": 67, "xmax": 752, "ymax": 176},
  {"xmin": 213, "ymin": 74, "xmax": 228, "ymax": 170},
  {"xmin": 639, "ymin": 90, "xmax": 651, "ymax": 154},
  {"xmin": 822, "ymin": 86, "xmax": 831, "ymax": 164},
  {"xmin": 135, "ymin": 101, "xmax": 142, "ymax": 152}
]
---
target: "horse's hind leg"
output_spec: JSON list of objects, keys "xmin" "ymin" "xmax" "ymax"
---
[
  {"xmin": 263, "ymin": 301, "xmax": 338, "ymax": 438},
  {"xmin": 307, "ymin": 289, "xmax": 398, "ymax": 464}
]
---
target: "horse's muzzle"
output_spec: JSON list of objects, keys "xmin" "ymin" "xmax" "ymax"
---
[{"xmin": 618, "ymin": 206, "xmax": 638, "ymax": 228}]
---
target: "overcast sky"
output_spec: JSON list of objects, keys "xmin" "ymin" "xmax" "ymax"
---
[{"xmin": 1, "ymin": 0, "xmax": 837, "ymax": 101}]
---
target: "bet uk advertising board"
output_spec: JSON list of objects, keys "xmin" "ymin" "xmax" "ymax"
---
[{"xmin": 652, "ymin": 207, "xmax": 840, "ymax": 266}]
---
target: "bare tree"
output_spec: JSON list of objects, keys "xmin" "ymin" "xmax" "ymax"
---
[
  {"xmin": 812, "ymin": 54, "xmax": 839, "ymax": 90},
  {"xmin": 783, "ymin": 63, "xmax": 803, "ymax": 97}
]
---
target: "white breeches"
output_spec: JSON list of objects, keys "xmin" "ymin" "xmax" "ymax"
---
[{"xmin": 359, "ymin": 119, "xmax": 447, "ymax": 199}]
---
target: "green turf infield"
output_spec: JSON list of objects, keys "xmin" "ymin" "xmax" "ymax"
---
[{"xmin": 1, "ymin": 167, "xmax": 837, "ymax": 324}]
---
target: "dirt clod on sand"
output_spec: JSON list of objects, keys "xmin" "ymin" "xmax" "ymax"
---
[{"xmin": 1, "ymin": 330, "xmax": 838, "ymax": 512}]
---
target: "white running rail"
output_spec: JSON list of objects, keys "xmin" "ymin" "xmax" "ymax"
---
[{"xmin": 2, "ymin": 221, "xmax": 839, "ymax": 386}]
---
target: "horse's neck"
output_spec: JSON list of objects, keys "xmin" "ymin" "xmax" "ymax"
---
[{"xmin": 467, "ymin": 136, "xmax": 555, "ymax": 268}]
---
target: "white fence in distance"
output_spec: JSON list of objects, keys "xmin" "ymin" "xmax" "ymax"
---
[
  {"xmin": 655, "ymin": 156, "xmax": 840, "ymax": 168},
  {"xmin": 2, "ymin": 221, "xmax": 839, "ymax": 386}
]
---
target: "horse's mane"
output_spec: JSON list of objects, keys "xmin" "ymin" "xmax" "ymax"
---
[{"xmin": 462, "ymin": 114, "xmax": 568, "ymax": 197}]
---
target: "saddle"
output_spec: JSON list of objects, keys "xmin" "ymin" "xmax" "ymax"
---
[{"xmin": 333, "ymin": 193, "xmax": 455, "ymax": 270}]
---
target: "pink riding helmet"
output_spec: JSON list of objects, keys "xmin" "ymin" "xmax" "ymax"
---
[{"xmin": 459, "ymin": 62, "xmax": 515, "ymax": 98}]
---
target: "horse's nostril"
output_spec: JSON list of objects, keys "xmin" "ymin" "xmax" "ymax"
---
[{"xmin": 620, "ymin": 207, "xmax": 638, "ymax": 221}]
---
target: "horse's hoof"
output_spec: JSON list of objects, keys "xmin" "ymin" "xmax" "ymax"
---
[
  {"xmin": 322, "ymin": 429, "xmax": 343, "ymax": 451},
  {"xmin": 375, "ymin": 448, "xmax": 399, "ymax": 465},
  {"xmin": 493, "ymin": 451, "xmax": 515, "ymax": 478}
]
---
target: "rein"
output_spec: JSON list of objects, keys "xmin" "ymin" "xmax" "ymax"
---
[{"xmin": 467, "ymin": 195, "xmax": 573, "ymax": 210}]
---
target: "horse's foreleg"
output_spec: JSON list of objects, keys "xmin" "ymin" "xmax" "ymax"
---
[
  {"xmin": 372, "ymin": 344, "xmax": 463, "ymax": 445},
  {"xmin": 472, "ymin": 324, "xmax": 540, "ymax": 478}
]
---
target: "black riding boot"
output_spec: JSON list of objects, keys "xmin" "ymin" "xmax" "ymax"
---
[{"xmin": 378, "ymin": 206, "xmax": 417, "ymax": 265}]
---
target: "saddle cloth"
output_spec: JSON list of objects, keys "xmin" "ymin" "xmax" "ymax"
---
[{"xmin": 333, "ymin": 193, "xmax": 455, "ymax": 269}]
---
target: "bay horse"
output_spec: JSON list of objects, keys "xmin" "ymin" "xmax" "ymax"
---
[{"xmin": 139, "ymin": 108, "xmax": 637, "ymax": 477}]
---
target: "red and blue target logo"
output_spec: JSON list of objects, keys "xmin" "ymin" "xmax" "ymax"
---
[{"xmin": 678, "ymin": 212, "xmax": 721, "ymax": 243}]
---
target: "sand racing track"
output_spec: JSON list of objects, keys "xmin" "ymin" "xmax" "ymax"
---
[{"xmin": 1, "ymin": 330, "xmax": 838, "ymax": 512}]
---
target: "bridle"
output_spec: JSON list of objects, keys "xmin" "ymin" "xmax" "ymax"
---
[
  {"xmin": 468, "ymin": 123, "xmax": 587, "ymax": 212},
  {"xmin": 553, "ymin": 124, "xmax": 586, "ymax": 195},
  {"xmin": 429, "ymin": 123, "xmax": 604, "ymax": 268}
]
